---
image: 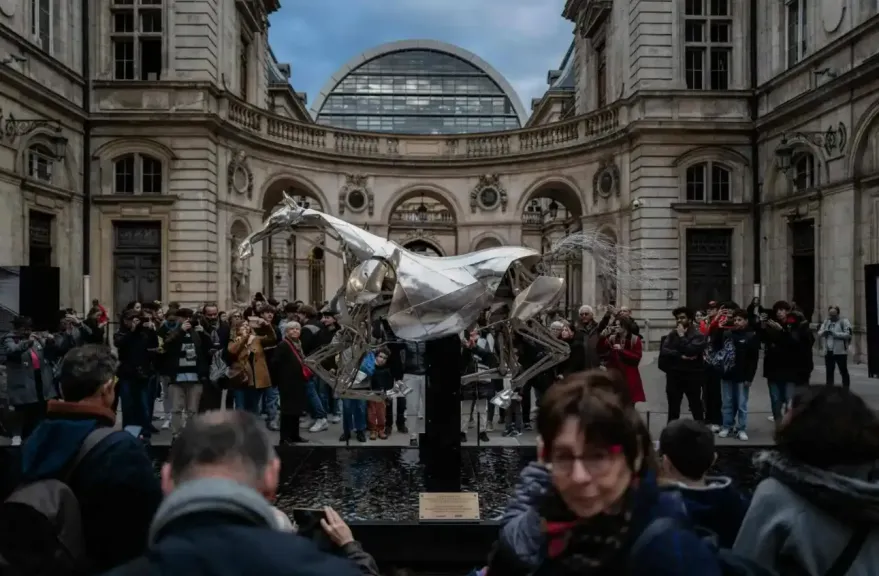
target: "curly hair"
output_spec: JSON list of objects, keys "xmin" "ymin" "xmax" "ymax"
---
[{"xmin": 775, "ymin": 386, "xmax": 879, "ymax": 469}]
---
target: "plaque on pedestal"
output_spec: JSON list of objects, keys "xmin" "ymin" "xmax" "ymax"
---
[{"xmin": 418, "ymin": 492, "xmax": 480, "ymax": 523}]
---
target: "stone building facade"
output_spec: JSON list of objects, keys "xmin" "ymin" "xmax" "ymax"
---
[{"xmin": 3, "ymin": 0, "xmax": 879, "ymax": 361}]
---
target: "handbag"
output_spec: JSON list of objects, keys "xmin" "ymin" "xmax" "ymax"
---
[
  {"xmin": 209, "ymin": 351, "xmax": 230, "ymax": 383},
  {"xmin": 225, "ymin": 365, "xmax": 250, "ymax": 389}
]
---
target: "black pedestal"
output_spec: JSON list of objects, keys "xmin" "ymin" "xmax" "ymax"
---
[{"xmin": 420, "ymin": 335, "xmax": 462, "ymax": 492}]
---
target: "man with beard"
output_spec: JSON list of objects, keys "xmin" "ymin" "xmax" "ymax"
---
[{"xmin": 196, "ymin": 303, "xmax": 233, "ymax": 412}]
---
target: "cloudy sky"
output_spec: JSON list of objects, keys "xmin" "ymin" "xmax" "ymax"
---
[{"xmin": 267, "ymin": 0, "xmax": 574, "ymax": 117}]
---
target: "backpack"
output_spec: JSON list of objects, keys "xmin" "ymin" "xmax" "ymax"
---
[
  {"xmin": 0, "ymin": 427, "xmax": 118, "ymax": 576},
  {"xmin": 628, "ymin": 516, "xmax": 779, "ymax": 576},
  {"xmin": 706, "ymin": 336, "xmax": 736, "ymax": 376}
]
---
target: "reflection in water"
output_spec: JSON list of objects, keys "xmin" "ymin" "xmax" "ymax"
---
[{"xmin": 137, "ymin": 446, "xmax": 766, "ymax": 522}]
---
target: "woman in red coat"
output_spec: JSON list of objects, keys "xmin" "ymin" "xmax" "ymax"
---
[{"xmin": 597, "ymin": 316, "xmax": 646, "ymax": 404}]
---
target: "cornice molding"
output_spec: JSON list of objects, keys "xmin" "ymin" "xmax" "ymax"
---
[{"xmin": 0, "ymin": 25, "xmax": 84, "ymax": 88}]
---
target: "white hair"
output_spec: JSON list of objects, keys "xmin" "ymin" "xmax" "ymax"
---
[
  {"xmin": 284, "ymin": 321, "xmax": 301, "ymax": 332},
  {"xmin": 579, "ymin": 305, "xmax": 594, "ymax": 315},
  {"xmin": 550, "ymin": 320, "xmax": 566, "ymax": 332}
]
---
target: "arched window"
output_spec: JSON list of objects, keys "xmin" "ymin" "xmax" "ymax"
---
[
  {"xmin": 791, "ymin": 151, "xmax": 816, "ymax": 191},
  {"xmin": 27, "ymin": 144, "xmax": 55, "ymax": 183},
  {"xmin": 685, "ymin": 162, "xmax": 731, "ymax": 202},
  {"xmin": 113, "ymin": 153, "xmax": 163, "ymax": 194}
]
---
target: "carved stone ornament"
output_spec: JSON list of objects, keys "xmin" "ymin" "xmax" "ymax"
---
[
  {"xmin": 593, "ymin": 159, "xmax": 620, "ymax": 203},
  {"xmin": 470, "ymin": 173, "xmax": 508, "ymax": 213},
  {"xmin": 227, "ymin": 149, "xmax": 253, "ymax": 199},
  {"xmin": 0, "ymin": 0, "xmax": 15, "ymax": 17},
  {"xmin": 338, "ymin": 174, "xmax": 373, "ymax": 216}
]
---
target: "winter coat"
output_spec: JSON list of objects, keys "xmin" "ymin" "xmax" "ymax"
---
[
  {"xmin": 659, "ymin": 326, "xmax": 707, "ymax": 374},
  {"xmin": 662, "ymin": 476, "xmax": 749, "ymax": 548},
  {"xmin": 488, "ymin": 463, "xmax": 722, "ymax": 576},
  {"xmin": 272, "ymin": 337, "xmax": 309, "ymax": 416},
  {"xmin": 719, "ymin": 328, "xmax": 760, "ymax": 383},
  {"xmin": 598, "ymin": 334, "xmax": 645, "ymax": 404},
  {"xmin": 761, "ymin": 315, "xmax": 813, "ymax": 384},
  {"xmin": 101, "ymin": 478, "xmax": 362, "ymax": 576},
  {"xmin": 734, "ymin": 451, "xmax": 879, "ymax": 575},
  {"xmin": 227, "ymin": 325, "xmax": 277, "ymax": 389},
  {"xmin": 18, "ymin": 400, "xmax": 162, "ymax": 572},
  {"xmin": 1, "ymin": 333, "xmax": 60, "ymax": 406}
]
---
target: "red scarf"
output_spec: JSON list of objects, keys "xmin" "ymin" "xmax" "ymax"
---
[{"xmin": 285, "ymin": 339, "xmax": 313, "ymax": 380}]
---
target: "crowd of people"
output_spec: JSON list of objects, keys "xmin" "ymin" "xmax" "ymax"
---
[
  {"xmin": 0, "ymin": 292, "xmax": 873, "ymax": 576},
  {"xmin": 659, "ymin": 299, "xmax": 852, "ymax": 442}
]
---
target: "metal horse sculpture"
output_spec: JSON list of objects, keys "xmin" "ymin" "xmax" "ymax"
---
[{"xmin": 237, "ymin": 192, "xmax": 570, "ymax": 401}]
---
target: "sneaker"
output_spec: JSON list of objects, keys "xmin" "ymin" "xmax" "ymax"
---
[
  {"xmin": 161, "ymin": 419, "xmax": 170, "ymax": 430},
  {"xmin": 355, "ymin": 430, "xmax": 367, "ymax": 443},
  {"xmin": 379, "ymin": 430, "xmax": 388, "ymax": 440},
  {"xmin": 501, "ymin": 429, "xmax": 514, "ymax": 437},
  {"xmin": 339, "ymin": 432, "xmax": 351, "ymax": 442},
  {"xmin": 268, "ymin": 419, "xmax": 281, "ymax": 432},
  {"xmin": 328, "ymin": 414, "xmax": 341, "ymax": 424},
  {"xmin": 736, "ymin": 430, "xmax": 749, "ymax": 441},
  {"xmin": 397, "ymin": 424, "xmax": 409, "ymax": 434},
  {"xmin": 709, "ymin": 424, "xmax": 721, "ymax": 433},
  {"xmin": 767, "ymin": 415, "xmax": 775, "ymax": 422},
  {"xmin": 718, "ymin": 428, "xmax": 730, "ymax": 438},
  {"xmin": 300, "ymin": 419, "xmax": 314, "ymax": 429},
  {"xmin": 485, "ymin": 421, "xmax": 494, "ymax": 432},
  {"xmin": 409, "ymin": 436, "xmax": 418, "ymax": 447},
  {"xmin": 478, "ymin": 431, "xmax": 489, "ymax": 443},
  {"xmin": 523, "ymin": 423, "xmax": 533, "ymax": 432},
  {"xmin": 384, "ymin": 426, "xmax": 393, "ymax": 436},
  {"xmin": 369, "ymin": 430, "xmax": 377, "ymax": 441},
  {"xmin": 308, "ymin": 418, "xmax": 329, "ymax": 433}
]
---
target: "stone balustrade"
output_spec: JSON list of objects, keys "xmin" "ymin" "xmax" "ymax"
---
[{"xmin": 224, "ymin": 94, "xmax": 621, "ymax": 161}]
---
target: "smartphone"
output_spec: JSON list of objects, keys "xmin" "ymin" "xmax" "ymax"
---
[
  {"xmin": 123, "ymin": 425, "xmax": 142, "ymax": 438},
  {"xmin": 291, "ymin": 508, "xmax": 332, "ymax": 550}
]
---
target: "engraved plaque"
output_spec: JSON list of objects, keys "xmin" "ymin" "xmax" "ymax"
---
[{"xmin": 418, "ymin": 492, "xmax": 480, "ymax": 522}]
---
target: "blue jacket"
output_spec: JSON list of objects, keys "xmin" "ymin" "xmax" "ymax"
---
[
  {"xmin": 666, "ymin": 476, "xmax": 749, "ymax": 548},
  {"xmin": 489, "ymin": 462, "xmax": 723, "ymax": 576},
  {"xmin": 20, "ymin": 402, "xmax": 163, "ymax": 573},
  {"xmin": 102, "ymin": 478, "xmax": 363, "ymax": 576}
]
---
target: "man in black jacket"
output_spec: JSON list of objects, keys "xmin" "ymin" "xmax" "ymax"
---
[
  {"xmin": 659, "ymin": 307, "xmax": 707, "ymax": 423},
  {"xmin": 114, "ymin": 309, "xmax": 159, "ymax": 441}
]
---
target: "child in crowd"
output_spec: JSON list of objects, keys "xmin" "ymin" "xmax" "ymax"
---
[
  {"xmin": 658, "ymin": 419, "xmax": 749, "ymax": 548},
  {"xmin": 367, "ymin": 346, "xmax": 393, "ymax": 440},
  {"xmin": 717, "ymin": 309, "xmax": 760, "ymax": 441},
  {"xmin": 502, "ymin": 383, "xmax": 523, "ymax": 437}
]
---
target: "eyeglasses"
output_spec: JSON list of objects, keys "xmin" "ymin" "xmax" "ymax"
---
[{"xmin": 550, "ymin": 446, "xmax": 621, "ymax": 477}]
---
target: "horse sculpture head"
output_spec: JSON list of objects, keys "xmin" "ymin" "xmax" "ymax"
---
[{"xmin": 237, "ymin": 192, "xmax": 310, "ymax": 261}]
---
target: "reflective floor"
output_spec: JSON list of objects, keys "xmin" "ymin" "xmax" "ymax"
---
[{"xmin": 147, "ymin": 445, "xmax": 766, "ymax": 521}]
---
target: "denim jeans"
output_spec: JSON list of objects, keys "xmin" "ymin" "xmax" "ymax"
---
[
  {"xmin": 262, "ymin": 385, "xmax": 279, "ymax": 421},
  {"xmin": 324, "ymin": 380, "xmax": 341, "ymax": 415},
  {"xmin": 720, "ymin": 380, "xmax": 750, "ymax": 431},
  {"xmin": 234, "ymin": 388, "xmax": 264, "ymax": 415},
  {"xmin": 306, "ymin": 377, "xmax": 327, "ymax": 419},
  {"xmin": 342, "ymin": 399, "xmax": 367, "ymax": 434},
  {"xmin": 768, "ymin": 381, "xmax": 796, "ymax": 421},
  {"xmin": 119, "ymin": 378, "xmax": 152, "ymax": 439}
]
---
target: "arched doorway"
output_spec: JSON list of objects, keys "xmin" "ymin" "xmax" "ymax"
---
[
  {"xmin": 521, "ymin": 182, "xmax": 583, "ymax": 316},
  {"xmin": 403, "ymin": 239, "xmax": 443, "ymax": 257},
  {"xmin": 261, "ymin": 180, "xmax": 324, "ymax": 302},
  {"xmin": 388, "ymin": 190, "xmax": 457, "ymax": 254},
  {"xmin": 473, "ymin": 236, "xmax": 502, "ymax": 251}
]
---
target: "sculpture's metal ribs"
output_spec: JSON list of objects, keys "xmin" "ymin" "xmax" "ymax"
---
[{"xmin": 238, "ymin": 192, "xmax": 570, "ymax": 402}]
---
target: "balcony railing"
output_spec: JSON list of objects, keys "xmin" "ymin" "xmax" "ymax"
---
[{"xmin": 221, "ymin": 94, "xmax": 622, "ymax": 161}]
